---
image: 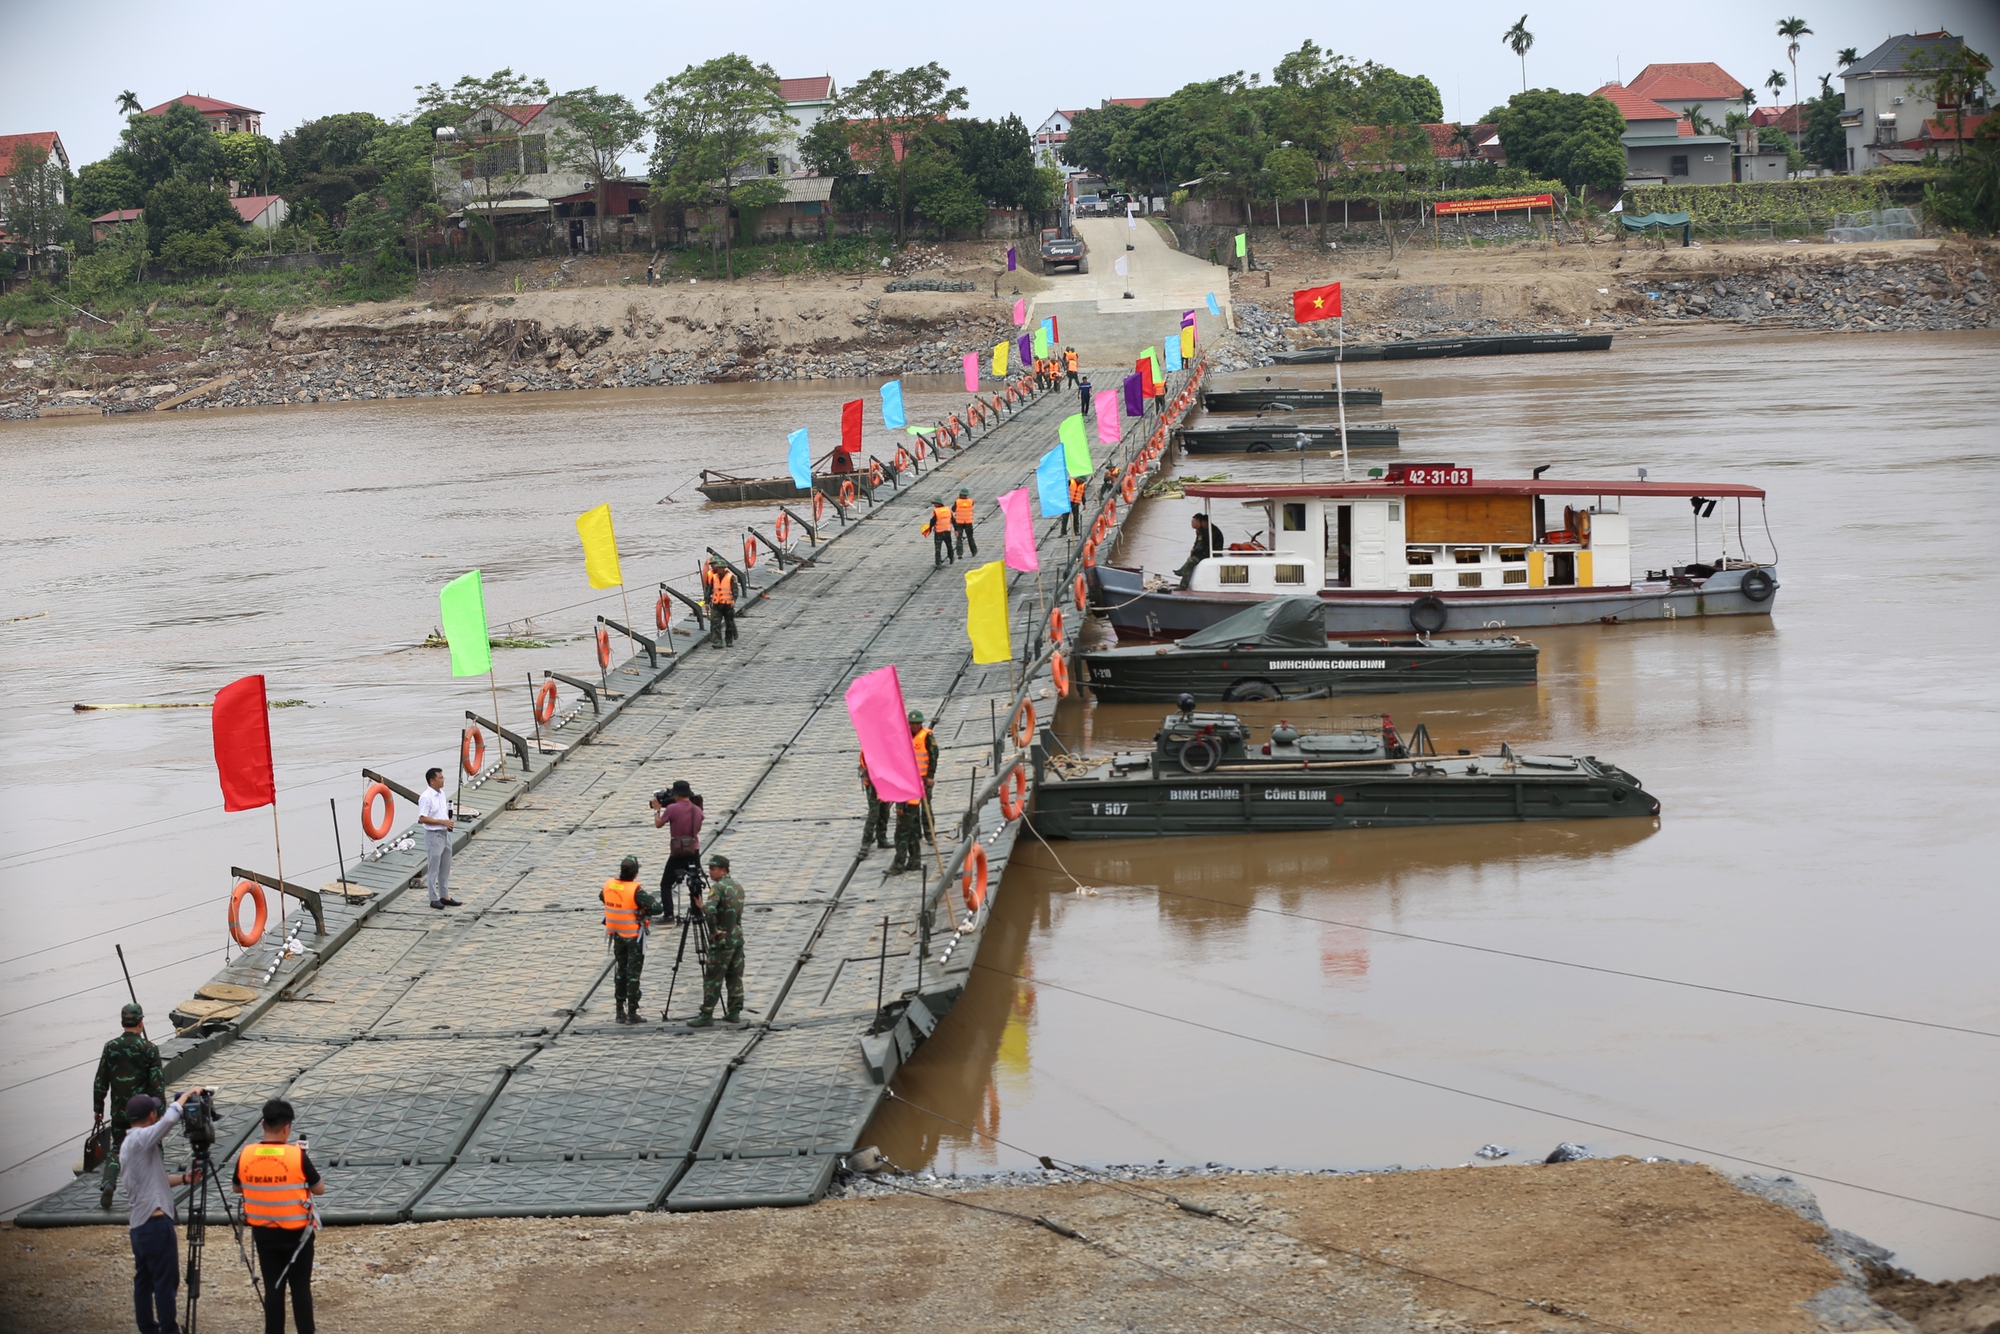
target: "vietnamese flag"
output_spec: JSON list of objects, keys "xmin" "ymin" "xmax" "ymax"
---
[
  {"xmin": 840, "ymin": 398, "xmax": 863, "ymax": 453},
  {"xmin": 1293, "ymin": 282, "xmax": 1342, "ymax": 324},
  {"xmin": 212, "ymin": 674, "xmax": 275, "ymax": 812}
]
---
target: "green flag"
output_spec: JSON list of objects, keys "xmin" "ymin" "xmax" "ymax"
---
[
  {"xmin": 1234, "ymin": 233, "xmax": 1246, "ymax": 258},
  {"xmin": 1058, "ymin": 413, "xmax": 1093, "ymax": 477},
  {"xmin": 438, "ymin": 570, "xmax": 492, "ymax": 678},
  {"xmin": 1148, "ymin": 345, "xmax": 1164, "ymax": 384},
  {"xmin": 1032, "ymin": 324, "xmax": 1049, "ymax": 359}
]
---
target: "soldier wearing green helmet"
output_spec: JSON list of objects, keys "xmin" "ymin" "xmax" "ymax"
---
[{"xmin": 95, "ymin": 1003, "xmax": 164, "ymax": 1209}]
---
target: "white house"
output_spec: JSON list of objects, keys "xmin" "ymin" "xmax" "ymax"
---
[
  {"xmin": 232, "ymin": 193, "xmax": 288, "ymax": 231},
  {"xmin": 1839, "ymin": 31, "xmax": 1972, "ymax": 172},
  {"xmin": 433, "ymin": 103, "xmax": 590, "ymax": 218}
]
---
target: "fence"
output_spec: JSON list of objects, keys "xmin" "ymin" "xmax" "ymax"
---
[{"xmin": 1825, "ymin": 207, "xmax": 1925, "ymax": 243}]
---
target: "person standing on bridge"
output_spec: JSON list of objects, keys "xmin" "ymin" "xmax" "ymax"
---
[
  {"xmin": 1060, "ymin": 475, "xmax": 1086, "ymax": 537},
  {"xmin": 418, "ymin": 767, "xmax": 459, "ymax": 910},
  {"xmin": 601, "ymin": 854, "xmax": 664, "ymax": 1024},
  {"xmin": 891, "ymin": 711, "xmax": 939, "ymax": 874},
  {"xmin": 1064, "ymin": 346, "xmax": 1080, "ymax": 388},
  {"xmin": 952, "ymin": 489, "xmax": 978, "ymax": 558},
  {"xmin": 923, "ymin": 498, "xmax": 955, "ymax": 568},
  {"xmin": 1099, "ymin": 462, "xmax": 1119, "ymax": 504},
  {"xmin": 687, "ymin": 854, "xmax": 744, "ymax": 1026},
  {"xmin": 703, "ymin": 557, "xmax": 738, "ymax": 648},
  {"xmin": 1077, "ymin": 374, "xmax": 1092, "ymax": 418},
  {"xmin": 94, "ymin": 1003, "xmax": 164, "ymax": 1211},
  {"xmin": 235, "ymin": 1098, "xmax": 325, "ymax": 1334},
  {"xmin": 859, "ymin": 757, "xmax": 891, "ymax": 855},
  {"xmin": 652, "ymin": 781, "xmax": 703, "ymax": 920}
]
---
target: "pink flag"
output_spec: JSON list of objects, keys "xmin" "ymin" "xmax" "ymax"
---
[
  {"xmin": 1013, "ymin": 298, "xmax": 1026, "ymax": 326},
  {"xmin": 963, "ymin": 352, "xmax": 978, "ymax": 393},
  {"xmin": 997, "ymin": 487, "xmax": 1039, "ymax": 572},
  {"xmin": 1094, "ymin": 390, "xmax": 1120, "ymax": 445},
  {"xmin": 846, "ymin": 665, "xmax": 924, "ymax": 803}
]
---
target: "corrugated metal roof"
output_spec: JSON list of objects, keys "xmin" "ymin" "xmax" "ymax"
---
[{"xmin": 1844, "ymin": 32, "xmax": 1964, "ymax": 77}]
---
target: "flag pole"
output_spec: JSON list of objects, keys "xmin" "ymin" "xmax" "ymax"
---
[
  {"xmin": 618, "ymin": 582, "xmax": 635, "ymax": 673},
  {"xmin": 487, "ymin": 668, "xmax": 510, "ymax": 780},
  {"xmin": 1335, "ymin": 315, "xmax": 1351, "ymax": 483},
  {"xmin": 269, "ymin": 802, "xmax": 288, "ymax": 924}
]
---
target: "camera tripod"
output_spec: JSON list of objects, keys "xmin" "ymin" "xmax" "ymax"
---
[{"xmin": 659, "ymin": 905, "xmax": 712, "ymax": 1022}]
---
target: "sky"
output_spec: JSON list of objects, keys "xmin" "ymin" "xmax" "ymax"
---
[{"xmin": 5, "ymin": 0, "xmax": 1997, "ymax": 170}]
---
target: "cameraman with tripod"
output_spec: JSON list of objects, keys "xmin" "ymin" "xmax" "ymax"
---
[
  {"xmin": 234, "ymin": 1099, "xmax": 323, "ymax": 1334},
  {"xmin": 120, "ymin": 1086, "xmax": 205, "ymax": 1334}
]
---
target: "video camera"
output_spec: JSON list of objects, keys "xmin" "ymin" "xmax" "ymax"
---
[{"xmin": 181, "ymin": 1088, "xmax": 220, "ymax": 1150}]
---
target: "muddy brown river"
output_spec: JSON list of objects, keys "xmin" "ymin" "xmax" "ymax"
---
[{"xmin": 3, "ymin": 332, "xmax": 1996, "ymax": 1277}]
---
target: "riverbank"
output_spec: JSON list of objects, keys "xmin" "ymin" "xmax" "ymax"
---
[{"xmin": 0, "ymin": 1159, "xmax": 1959, "ymax": 1333}]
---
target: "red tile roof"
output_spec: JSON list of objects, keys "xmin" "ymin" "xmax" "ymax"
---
[
  {"xmin": 1923, "ymin": 113, "xmax": 1988, "ymax": 140},
  {"xmin": 232, "ymin": 194, "xmax": 284, "ymax": 222},
  {"xmin": 1629, "ymin": 63, "xmax": 1748, "ymax": 99},
  {"xmin": 145, "ymin": 94, "xmax": 262, "ymax": 116},
  {"xmin": 1591, "ymin": 84, "xmax": 1683, "ymax": 123},
  {"xmin": 91, "ymin": 207, "xmax": 144, "ymax": 223},
  {"xmin": 1750, "ymin": 106, "xmax": 1805, "ymax": 132},
  {"xmin": 0, "ymin": 131, "xmax": 64, "ymax": 171},
  {"xmin": 1104, "ymin": 97, "xmax": 1154, "ymax": 109},
  {"xmin": 1421, "ymin": 122, "xmax": 1498, "ymax": 156},
  {"xmin": 1624, "ymin": 73, "xmax": 1745, "ymax": 103},
  {"xmin": 490, "ymin": 104, "xmax": 549, "ymax": 127},
  {"xmin": 779, "ymin": 76, "xmax": 835, "ymax": 102}
]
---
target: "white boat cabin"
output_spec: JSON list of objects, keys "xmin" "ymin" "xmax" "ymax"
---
[{"xmin": 1181, "ymin": 475, "xmax": 1768, "ymax": 595}]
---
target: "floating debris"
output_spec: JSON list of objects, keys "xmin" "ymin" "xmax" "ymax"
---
[
  {"xmin": 421, "ymin": 633, "xmax": 551, "ymax": 649},
  {"xmin": 4, "ymin": 611, "xmax": 49, "ymax": 625},
  {"xmin": 1475, "ymin": 1144, "xmax": 1510, "ymax": 1159},
  {"xmin": 73, "ymin": 698, "xmax": 309, "ymax": 712},
  {"xmin": 1141, "ymin": 472, "xmax": 1229, "ymax": 500},
  {"xmin": 1545, "ymin": 1142, "xmax": 1592, "ymax": 1163}
]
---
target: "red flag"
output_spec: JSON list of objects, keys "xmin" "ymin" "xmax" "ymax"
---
[
  {"xmin": 1050, "ymin": 315, "xmax": 1059, "ymax": 341},
  {"xmin": 1292, "ymin": 282, "xmax": 1342, "ymax": 324},
  {"xmin": 212, "ymin": 674, "xmax": 274, "ymax": 812},
  {"xmin": 1137, "ymin": 355, "xmax": 1157, "ymax": 398},
  {"xmin": 840, "ymin": 398, "xmax": 863, "ymax": 453}
]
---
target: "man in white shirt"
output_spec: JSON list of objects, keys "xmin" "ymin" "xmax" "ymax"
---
[
  {"xmin": 123, "ymin": 1087, "xmax": 205, "ymax": 1334},
  {"xmin": 417, "ymin": 767, "xmax": 460, "ymax": 909}
]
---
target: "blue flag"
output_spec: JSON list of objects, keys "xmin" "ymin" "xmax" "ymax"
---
[
  {"xmin": 787, "ymin": 428, "xmax": 812, "ymax": 489},
  {"xmin": 880, "ymin": 380, "xmax": 905, "ymax": 430},
  {"xmin": 1035, "ymin": 447, "xmax": 1070, "ymax": 518},
  {"xmin": 1164, "ymin": 337, "xmax": 1183, "ymax": 372},
  {"xmin": 1205, "ymin": 291, "xmax": 1221, "ymax": 316}
]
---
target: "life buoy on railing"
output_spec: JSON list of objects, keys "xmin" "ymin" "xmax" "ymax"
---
[
  {"xmin": 961, "ymin": 842, "xmax": 989, "ymax": 915},
  {"xmin": 1074, "ymin": 572, "xmax": 1088, "ymax": 610},
  {"xmin": 361, "ymin": 782, "xmax": 393, "ymax": 840},
  {"xmin": 656, "ymin": 590, "xmax": 671, "ymax": 631},
  {"xmin": 894, "ymin": 446, "xmax": 911, "ymax": 472},
  {"xmin": 1083, "ymin": 539, "xmax": 1097, "ymax": 568},
  {"xmin": 868, "ymin": 461, "xmax": 884, "ymax": 488},
  {"xmin": 743, "ymin": 535, "xmax": 758, "ymax": 569},
  {"xmin": 597, "ymin": 625, "xmax": 613, "ymax": 666},
  {"xmin": 775, "ymin": 512, "xmax": 791, "ymax": 545},
  {"xmin": 914, "ymin": 435, "xmax": 927, "ymax": 460},
  {"xmin": 535, "ymin": 679, "xmax": 558, "ymax": 724},
  {"xmin": 840, "ymin": 479, "xmax": 858, "ymax": 507},
  {"xmin": 1105, "ymin": 499, "xmax": 1118, "ymax": 527},
  {"xmin": 1122, "ymin": 473, "xmax": 1138, "ymax": 503},
  {"xmin": 461, "ymin": 725, "xmax": 485, "ymax": 776},
  {"xmin": 813, "ymin": 490, "xmax": 827, "ymax": 523},
  {"xmin": 1012, "ymin": 699, "xmax": 1037, "ymax": 748},
  {"xmin": 1052, "ymin": 653, "xmax": 1071, "ymax": 698},
  {"xmin": 229, "ymin": 879, "xmax": 268, "ymax": 947},
  {"xmin": 997, "ymin": 767, "xmax": 1028, "ymax": 821},
  {"xmin": 1048, "ymin": 606, "xmax": 1065, "ymax": 644}
]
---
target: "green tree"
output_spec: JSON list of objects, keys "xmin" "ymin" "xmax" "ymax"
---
[
  {"xmin": 1372, "ymin": 69, "xmax": 1444, "ymax": 123},
  {"xmin": 1495, "ymin": 90, "xmax": 1626, "ymax": 193},
  {"xmin": 1271, "ymin": 42, "xmax": 1371, "ymax": 241},
  {"xmin": 1800, "ymin": 85, "xmax": 1846, "ymax": 169},
  {"xmin": 276, "ymin": 112, "xmax": 389, "ymax": 223},
  {"xmin": 646, "ymin": 53, "xmax": 793, "ymax": 278},
  {"xmin": 1503, "ymin": 16, "xmax": 1535, "ymax": 93},
  {"xmin": 418, "ymin": 71, "xmax": 552, "ymax": 264},
  {"xmin": 115, "ymin": 90, "xmax": 141, "ymax": 118},
  {"xmin": 72, "ymin": 158, "xmax": 145, "ymax": 219},
  {"xmin": 142, "ymin": 176, "xmax": 240, "ymax": 254},
  {"xmin": 118, "ymin": 101, "xmax": 226, "ymax": 191},
  {"xmin": 414, "ymin": 68, "xmax": 552, "ymax": 124},
  {"xmin": 1765, "ymin": 69, "xmax": 1788, "ymax": 112},
  {"xmin": 1059, "ymin": 101, "xmax": 1139, "ymax": 179},
  {"xmin": 957, "ymin": 115, "xmax": 1039, "ymax": 209},
  {"xmin": 216, "ymin": 131, "xmax": 278, "ymax": 196},
  {"xmin": 1, "ymin": 141, "xmax": 74, "ymax": 273},
  {"xmin": 833, "ymin": 63, "xmax": 968, "ymax": 244},
  {"xmin": 1924, "ymin": 114, "xmax": 1999, "ymax": 233},
  {"xmin": 1777, "ymin": 18, "xmax": 1813, "ymax": 121},
  {"xmin": 551, "ymin": 87, "xmax": 647, "ymax": 248},
  {"xmin": 70, "ymin": 218, "xmax": 148, "ymax": 302},
  {"xmin": 911, "ymin": 157, "xmax": 987, "ymax": 234},
  {"xmin": 1837, "ymin": 47, "xmax": 1858, "ymax": 67},
  {"xmin": 1908, "ymin": 45, "xmax": 1995, "ymax": 161},
  {"xmin": 157, "ymin": 225, "xmax": 237, "ymax": 274}
]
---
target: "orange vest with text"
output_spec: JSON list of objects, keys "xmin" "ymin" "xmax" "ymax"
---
[
  {"xmin": 236, "ymin": 1143, "xmax": 310, "ymax": 1230},
  {"xmin": 602, "ymin": 878, "xmax": 643, "ymax": 939}
]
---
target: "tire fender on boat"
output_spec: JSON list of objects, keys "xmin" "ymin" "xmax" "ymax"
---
[
  {"xmin": 1408, "ymin": 596, "xmax": 1448, "ymax": 633},
  {"xmin": 1739, "ymin": 568, "xmax": 1777, "ymax": 602}
]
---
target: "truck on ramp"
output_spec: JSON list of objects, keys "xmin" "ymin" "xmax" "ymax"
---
[{"xmin": 1040, "ymin": 228, "xmax": 1088, "ymax": 275}]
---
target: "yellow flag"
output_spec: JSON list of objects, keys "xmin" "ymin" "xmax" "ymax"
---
[
  {"xmin": 1180, "ymin": 326, "xmax": 1194, "ymax": 359},
  {"xmin": 991, "ymin": 341, "xmax": 1009, "ymax": 376},
  {"xmin": 575, "ymin": 503, "xmax": 623, "ymax": 589},
  {"xmin": 964, "ymin": 560, "xmax": 1012, "ymax": 665}
]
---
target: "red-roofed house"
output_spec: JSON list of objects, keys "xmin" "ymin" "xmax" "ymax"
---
[
  {"xmin": 91, "ymin": 207, "xmax": 143, "ymax": 242},
  {"xmin": 1749, "ymin": 106, "xmax": 1805, "ymax": 134},
  {"xmin": 1592, "ymin": 84, "xmax": 1733, "ymax": 185},
  {"xmin": 772, "ymin": 74, "xmax": 839, "ymax": 178},
  {"xmin": 1626, "ymin": 64, "xmax": 1750, "ymax": 120},
  {"xmin": 232, "ymin": 194, "xmax": 288, "ymax": 230},
  {"xmin": 1921, "ymin": 112, "xmax": 1988, "ymax": 157},
  {"xmin": 144, "ymin": 95, "xmax": 262, "ymax": 135},
  {"xmin": 433, "ymin": 102, "xmax": 589, "ymax": 218}
]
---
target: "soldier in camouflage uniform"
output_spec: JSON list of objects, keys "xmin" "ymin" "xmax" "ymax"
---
[
  {"xmin": 95, "ymin": 1003, "xmax": 165, "ymax": 1209},
  {"xmin": 687, "ymin": 854, "xmax": 744, "ymax": 1026},
  {"xmin": 600, "ymin": 855, "xmax": 664, "ymax": 1024},
  {"xmin": 859, "ymin": 758, "xmax": 891, "ymax": 854}
]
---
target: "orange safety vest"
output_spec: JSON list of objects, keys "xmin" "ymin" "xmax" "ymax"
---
[
  {"xmin": 1064, "ymin": 349, "xmax": 1078, "ymax": 372},
  {"xmin": 708, "ymin": 569, "xmax": 735, "ymax": 607},
  {"xmin": 236, "ymin": 1142, "xmax": 310, "ymax": 1230},
  {"xmin": 1068, "ymin": 477, "xmax": 1085, "ymax": 505},
  {"xmin": 952, "ymin": 497, "xmax": 975, "ymax": 526},
  {"xmin": 601, "ymin": 878, "xmax": 643, "ymax": 939},
  {"xmin": 929, "ymin": 503, "xmax": 954, "ymax": 533},
  {"xmin": 911, "ymin": 727, "xmax": 935, "ymax": 782}
]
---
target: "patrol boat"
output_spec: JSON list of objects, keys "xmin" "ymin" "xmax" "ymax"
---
[
  {"xmin": 1079, "ymin": 597, "xmax": 1536, "ymax": 702},
  {"xmin": 1029, "ymin": 708, "xmax": 1659, "ymax": 840},
  {"xmin": 1090, "ymin": 466, "xmax": 1778, "ymax": 639}
]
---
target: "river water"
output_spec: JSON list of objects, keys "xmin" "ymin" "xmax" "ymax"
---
[{"xmin": 4, "ymin": 333, "xmax": 1996, "ymax": 1277}]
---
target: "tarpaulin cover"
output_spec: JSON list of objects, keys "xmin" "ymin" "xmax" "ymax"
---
[
  {"xmin": 1178, "ymin": 596, "xmax": 1328, "ymax": 650},
  {"xmin": 1618, "ymin": 211, "xmax": 1692, "ymax": 230}
]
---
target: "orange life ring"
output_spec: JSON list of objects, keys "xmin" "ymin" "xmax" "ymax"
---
[
  {"xmin": 656, "ymin": 591, "xmax": 671, "ymax": 631},
  {"xmin": 1074, "ymin": 572, "xmax": 1088, "ymax": 609},
  {"xmin": 361, "ymin": 782, "xmax": 394, "ymax": 840},
  {"xmin": 868, "ymin": 461, "xmax": 884, "ymax": 488},
  {"xmin": 535, "ymin": 679, "xmax": 558, "ymax": 724},
  {"xmin": 597, "ymin": 625, "xmax": 613, "ymax": 667},
  {"xmin": 1122, "ymin": 473, "xmax": 1137, "ymax": 503},
  {"xmin": 1083, "ymin": 540, "xmax": 1097, "ymax": 568},
  {"xmin": 914, "ymin": 436, "xmax": 927, "ymax": 460},
  {"xmin": 229, "ymin": 880, "xmax": 268, "ymax": 948},
  {"xmin": 461, "ymin": 725, "xmax": 485, "ymax": 775},
  {"xmin": 775, "ymin": 512, "xmax": 791, "ymax": 544},
  {"xmin": 813, "ymin": 490, "xmax": 827, "ymax": 523},
  {"xmin": 895, "ymin": 446, "xmax": 911, "ymax": 472},
  {"xmin": 1048, "ymin": 606, "xmax": 1065, "ymax": 643},
  {"xmin": 961, "ymin": 842, "xmax": 989, "ymax": 915},
  {"xmin": 1012, "ymin": 699, "xmax": 1037, "ymax": 748},
  {"xmin": 840, "ymin": 479, "xmax": 858, "ymax": 506},
  {"xmin": 1052, "ymin": 653, "xmax": 1071, "ymax": 698},
  {"xmin": 1106, "ymin": 499, "xmax": 1118, "ymax": 526},
  {"xmin": 743, "ymin": 535, "xmax": 758, "ymax": 568},
  {"xmin": 997, "ymin": 767, "xmax": 1028, "ymax": 821}
]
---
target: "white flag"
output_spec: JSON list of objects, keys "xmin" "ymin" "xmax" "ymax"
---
[
  {"xmin": 1114, "ymin": 255, "xmax": 1129, "ymax": 277},
  {"xmin": 1611, "ymin": 199, "xmax": 1625, "ymax": 213}
]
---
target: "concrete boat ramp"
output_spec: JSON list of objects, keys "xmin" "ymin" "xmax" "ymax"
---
[{"xmin": 21, "ymin": 362, "xmax": 1202, "ymax": 1226}]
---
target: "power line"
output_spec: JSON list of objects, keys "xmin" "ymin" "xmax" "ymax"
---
[
  {"xmin": 1007, "ymin": 844, "xmax": 2000, "ymax": 1040},
  {"xmin": 972, "ymin": 962, "xmax": 2000, "ymax": 1225},
  {"xmin": 0, "ymin": 1056, "xmax": 98, "ymax": 1098},
  {"xmin": 0, "ymin": 947, "xmax": 219, "ymax": 1022},
  {"xmin": 0, "ymin": 1130, "xmax": 86, "ymax": 1179}
]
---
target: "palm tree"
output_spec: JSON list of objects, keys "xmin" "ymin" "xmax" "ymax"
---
[
  {"xmin": 1503, "ymin": 16, "xmax": 1534, "ymax": 93},
  {"xmin": 1765, "ymin": 68, "xmax": 1788, "ymax": 115},
  {"xmin": 1449, "ymin": 121, "xmax": 1481, "ymax": 162},
  {"xmin": 1777, "ymin": 18, "xmax": 1812, "ymax": 121},
  {"xmin": 115, "ymin": 90, "xmax": 141, "ymax": 118},
  {"xmin": 1837, "ymin": 47, "xmax": 1858, "ymax": 67}
]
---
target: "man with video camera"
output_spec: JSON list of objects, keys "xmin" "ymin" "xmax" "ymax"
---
[
  {"xmin": 235, "ymin": 1098, "xmax": 325, "ymax": 1334},
  {"xmin": 121, "ymin": 1086, "xmax": 205, "ymax": 1334}
]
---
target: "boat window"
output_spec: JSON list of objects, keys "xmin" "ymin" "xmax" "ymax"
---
[
  {"xmin": 1503, "ymin": 569, "xmax": 1528, "ymax": 584},
  {"xmin": 1406, "ymin": 548, "xmax": 1434, "ymax": 565},
  {"xmin": 1275, "ymin": 564, "xmax": 1305, "ymax": 584},
  {"xmin": 1409, "ymin": 572, "xmax": 1434, "ymax": 587},
  {"xmin": 1498, "ymin": 547, "xmax": 1528, "ymax": 563},
  {"xmin": 1453, "ymin": 547, "xmax": 1483, "ymax": 564},
  {"xmin": 1218, "ymin": 565, "xmax": 1250, "ymax": 585},
  {"xmin": 1458, "ymin": 572, "xmax": 1483, "ymax": 588},
  {"xmin": 1281, "ymin": 503, "xmax": 1306, "ymax": 531},
  {"xmin": 1388, "ymin": 503, "xmax": 1401, "ymax": 522}
]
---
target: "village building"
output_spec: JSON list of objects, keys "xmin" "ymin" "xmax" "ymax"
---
[
  {"xmin": 143, "ymin": 95, "xmax": 262, "ymax": 135},
  {"xmin": 90, "ymin": 207, "xmax": 143, "ymax": 242},
  {"xmin": 233, "ymin": 194, "xmax": 288, "ymax": 230},
  {"xmin": 1624, "ymin": 63, "xmax": 1751, "ymax": 124},
  {"xmin": 1839, "ymin": 31, "xmax": 1977, "ymax": 171},
  {"xmin": 1591, "ymin": 84, "xmax": 1733, "ymax": 185},
  {"xmin": 0, "ymin": 131, "xmax": 70, "ymax": 211},
  {"xmin": 1036, "ymin": 99, "xmax": 1154, "ymax": 172}
]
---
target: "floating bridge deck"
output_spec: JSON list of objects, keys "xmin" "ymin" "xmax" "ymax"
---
[{"xmin": 21, "ymin": 361, "xmax": 1204, "ymax": 1226}]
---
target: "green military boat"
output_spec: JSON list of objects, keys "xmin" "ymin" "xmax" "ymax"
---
[
  {"xmin": 1078, "ymin": 597, "xmax": 1537, "ymax": 702},
  {"xmin": 1030, "ymin": 707, "xmax": 1658, "ymax": 840}
]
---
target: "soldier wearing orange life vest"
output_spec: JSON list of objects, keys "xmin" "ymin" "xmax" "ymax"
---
[
  {"xmin": 1060, "ymin": 474, "xmax": 1086, "ymax": 536},
  {"xmin": 704, "ymin": 557, "xmax": 738, "ymax": 647},
  {"xmin": 601, "ymin": 854, "xmax": 664, "ymax": 1023},
  {"xmin": 952, "ymin": 489, "xmax": 978, "ymax": 557},
  {"xmin": 923, "ymin": 498, "xmax": 955, "ymax": 568},
  {"xmin": 1064, "ymin": 346, "xmax": 1079, "ymax": 387},
  {"xmin": 891, "ymin": 711, "xmax": 940, "ymax": 874},
  {"xmin": 235, "ymin": 1097, "xmax": 324, "ymax": 1334}
]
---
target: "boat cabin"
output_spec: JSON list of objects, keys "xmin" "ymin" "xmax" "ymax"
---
[{"xmin": 1180, "ymin": 471, "xmax": 1768, "ymax": 595}]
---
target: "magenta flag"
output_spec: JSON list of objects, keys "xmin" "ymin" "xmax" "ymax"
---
[
  {"xmin": 1013, "ymin": 298, "xmax": 1026, "ymax": 326},
  {"xmin": 1094, "ymin": 390, "xmax": 1120, "ymax": 445},
  {"xmin": 962, "ymin": 352, "xmax": 978, "ymax": 393},
  {"xmin": 846, "ymin": 665, "xmax": 924, "ymax": 803},
  {"xmin": 997, "ymin": 487, "xmax": 1039, "ymax": 572}
]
